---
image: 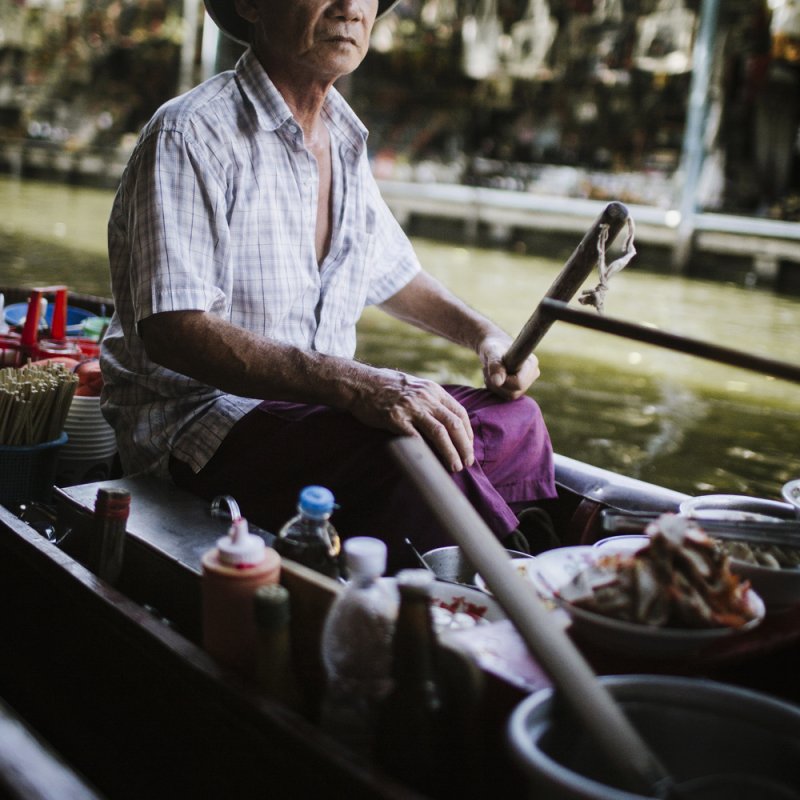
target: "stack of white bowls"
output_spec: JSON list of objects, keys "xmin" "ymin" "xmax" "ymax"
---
[{"xmin": 56, "ymin": 395, "xmax": 117, "ymax": 486}]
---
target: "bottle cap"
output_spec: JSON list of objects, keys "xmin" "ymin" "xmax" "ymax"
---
[
  {"xmin": 254, "ymin": 584, "xmax": 290, "ymax": 628},
  {"xmin": 217, "ymin": 517, "xmax": 267, "ymax": 567},
  {"xmin": 297, "ymin": 485, "xmax": 335, "ymax": 519},
  {"xmin": 344, "ymin": 536, "xmax": 387, "ymax": 579},
  {"xmin": 395, "ymin": 568, "xmax": 435, "ymax": 596}
]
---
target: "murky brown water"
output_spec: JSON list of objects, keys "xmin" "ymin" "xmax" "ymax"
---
[{"xmin": 2, "ymin": 175, "xmax": 798, "ymax": 500}]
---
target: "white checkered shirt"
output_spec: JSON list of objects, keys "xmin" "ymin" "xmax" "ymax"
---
[{"xmin": 101, "ymin": 49, "xmax": 421, "ymax": 477}]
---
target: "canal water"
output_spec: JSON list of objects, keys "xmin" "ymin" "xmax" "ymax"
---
[{"xmin": 1, "ymin": 175, "xmax": 798, "ymax": 501}]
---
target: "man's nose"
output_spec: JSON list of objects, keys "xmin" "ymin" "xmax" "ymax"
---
[{"xmin": 329, "ymin": 0, "xmax": 365, "ymax": 21}]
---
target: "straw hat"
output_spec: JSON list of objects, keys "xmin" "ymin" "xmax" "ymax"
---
[{"xmin": 205, "ymin": 0, "xmax": 403, "ymax": 45}]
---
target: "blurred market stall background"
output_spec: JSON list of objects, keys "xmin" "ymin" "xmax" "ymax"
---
[{"xmin": 0, "ymin": 0, "xmax": 798, "ymax": 497}]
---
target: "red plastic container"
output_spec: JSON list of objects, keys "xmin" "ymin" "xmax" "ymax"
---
[{"xmin": 18, "ymin": 286, "xmax": 99, "ymax": 362}]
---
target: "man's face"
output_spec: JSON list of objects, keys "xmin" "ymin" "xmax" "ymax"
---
[{"xmin": 239, "ymin": 0, "xmax": 379, "ymax": 85}]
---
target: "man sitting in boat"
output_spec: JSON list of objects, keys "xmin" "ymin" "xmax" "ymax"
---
[{"xmin": 99, "ymin": 0, "xmax": 557, "ymax": 571}]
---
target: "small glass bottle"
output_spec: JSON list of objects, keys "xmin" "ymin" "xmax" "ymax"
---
[
  {"xmin": 253, "ymin": 583, "xmax": 302, "ymax": 713},
  {"xmin": 273, "ymin": 485, "xmax": 343, "ymax": 580},
  {"xmin": 319, "ymin": 537, "xmax": 398, "ymax": 756},
  {"xmin": 201, "ymin": 517, "xmax": 281, "ymax": 678},
  {"xmin": 90, "ymin": 487, "xmax": 130, "ymax": 585},
  {"xmin": 374, "ymin": 569, "xmax": 450, "ymax": 795}
]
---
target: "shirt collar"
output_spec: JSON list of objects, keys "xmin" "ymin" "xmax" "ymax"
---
[{"xmin": 235, "ymin": 48, "xmax": 368, "ymax": 155}]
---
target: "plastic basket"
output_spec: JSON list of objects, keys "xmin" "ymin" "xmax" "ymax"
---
[{"xmin": 0, "ymin": 432, "xmax": 68, "ymax": 507}]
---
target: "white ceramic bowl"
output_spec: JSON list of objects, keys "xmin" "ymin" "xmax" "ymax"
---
[
  {"xmin": 782, "ymin": 479, "xmax": 800, "ymax": 518},
  {"xmin": 474, "ymin": 557, "xmax": 542, "ymax": 595},
  {"xmin": 592, "ymin": 534, "xmax": 650, "ymax": 554}
]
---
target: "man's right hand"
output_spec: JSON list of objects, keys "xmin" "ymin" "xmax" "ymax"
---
[
  {"xmin": 140, "ymin": 312, "xmax": 475, "ymax": 472},
  {"xmin": 348, "ymin": 369, "xmax": 475, "ymax": 473}
]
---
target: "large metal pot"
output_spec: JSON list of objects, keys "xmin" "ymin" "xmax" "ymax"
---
[{"xmin": 508, "ymin": 675, "xmax": 800, "ymax": 800}]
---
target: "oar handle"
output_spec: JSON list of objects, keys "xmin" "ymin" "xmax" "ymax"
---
[
  {"xmin": 503, "ymin": 201, "xmax": 629, "ymax": 374},
  {"xmin": 389, "ymin": 436, "xmax": 674, "ymax": 797}
]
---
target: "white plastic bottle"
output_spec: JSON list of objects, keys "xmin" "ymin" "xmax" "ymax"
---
[{"xmin": 319, "ymin": 537, "xmax": 399, "ymax": 756}]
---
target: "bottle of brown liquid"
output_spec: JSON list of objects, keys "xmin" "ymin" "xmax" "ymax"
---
[
  {"xmin": 273, "ymin": 486, "xmax": 343, "ymax": 581},
  {"xmin": 254, "ymin": 583, "xmax": 302, "ymax": 713},
  {"xmin": 90, "ymin": 487, "xmax": 130, "ymax": 585},
  {"xmin": 374, "ymin": 569, "xmax": 450, "ymax": 796}
]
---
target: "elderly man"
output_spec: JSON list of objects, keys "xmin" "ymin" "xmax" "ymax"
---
[{"xmin": 100, "ymin": 0, "xmax": 557, "ymax": 571}]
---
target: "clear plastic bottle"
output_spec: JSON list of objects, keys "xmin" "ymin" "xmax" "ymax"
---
[
  {"xmin": 319, "ymin": 537, "xmax": 399, "ymax": 756},
  {"xmin": 273, "ymin": 485, "xmax": 343, "ymax": 580}
]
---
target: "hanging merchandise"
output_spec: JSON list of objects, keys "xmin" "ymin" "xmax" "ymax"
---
[
  {"xmin": 592, "ymin": 0, "xmax": 623, "ymax": 26},
  {"xmin": 771, "ymin": 0, "xmax": 800, "ymax": 65},
  {"xmin": 420, "ymin": 0, "xmax": 457, "ymax": 32},
  {"xmin": 506, "ymin": 0, "xmax": 558, "ymax": 80},
  {"xmin": 461, "ymin": 0, "xmax": 503, "ymax": 79},
  {"xmin": 590, "ymin": 0, "xmax": 631, "ymax": 82},
  {"xmin": 633, "ymin": 0, "xmax": 697, "ymax": 75}
]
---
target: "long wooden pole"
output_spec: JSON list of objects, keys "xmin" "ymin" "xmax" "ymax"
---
[
  {"xmin": 389, "ymin": 436, "xmax": 674, "ymax": 798},
  {"xmin": 539, "ymin": 298, "xmax": 800, "ymax": 385},
  {"xmin": 502, "ymin": 201, "xmax": 630, "ymax": 374}
]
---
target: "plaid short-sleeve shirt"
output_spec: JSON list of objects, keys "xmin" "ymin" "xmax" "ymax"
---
[{"xmin": 101, "ymin": 50, "xmax": 421, "ymax": 477}]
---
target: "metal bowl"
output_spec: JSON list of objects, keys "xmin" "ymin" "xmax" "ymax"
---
[
  {"xmin": 681, "ymin": 493, "xmax": 800, "ymax": 611},
  {"xmin": 509, "ymin": 675, "xmax": 800, "ymax": 800},
  {"xmin": 421, "ymin": 545, "xmax": 532, "ymax": 586},
  {"xmin": 679, "ymin": 494, "xmax": 796, "ymax": 522}
]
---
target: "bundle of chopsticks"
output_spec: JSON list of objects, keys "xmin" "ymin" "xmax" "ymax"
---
[{"xmin": 0, "ymin": 362, "xmax": 78, "ymax": 447}]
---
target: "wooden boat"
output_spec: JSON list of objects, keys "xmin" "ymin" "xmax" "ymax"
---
[{"xmin": 2, "ymin": 282, "xmax": 800, "ymax": 798}]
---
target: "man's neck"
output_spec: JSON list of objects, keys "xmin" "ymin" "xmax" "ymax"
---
[{"xmin": 255, "ymin": 52, "xmax": 334, "ymax": 140}]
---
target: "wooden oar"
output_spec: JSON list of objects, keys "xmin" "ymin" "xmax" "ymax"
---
[
  {"xmin": 389, "ymin": 436, "xmax": 675, "ymax": 799},
  {"xmin": 539, "ymin": 298, "xmax": 800, "ymax": 385},
  {"xmin": 503, "ymin": 200, "xmax": 630, "ymax": 374}
]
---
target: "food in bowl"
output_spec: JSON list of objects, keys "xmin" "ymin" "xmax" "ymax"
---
[
  {"xmin": 558, "ymin": 514, "xmax": 758, "ymax": 630},
  {"xmin": 714, "ymin": 538, "xmax": 800, "ymax": 570}
]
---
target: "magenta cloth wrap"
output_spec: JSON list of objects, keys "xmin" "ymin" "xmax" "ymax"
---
[{"xmin": 169, "ymin": 385, "xmax": 556, "ymax": 572}]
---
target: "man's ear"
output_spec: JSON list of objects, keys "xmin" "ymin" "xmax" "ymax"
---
[{"xmin": 234, "ymin": 0, "xmax": 258, "ymax": 24}]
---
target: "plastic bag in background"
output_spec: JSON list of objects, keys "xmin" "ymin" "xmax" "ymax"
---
[
  {"xmin": 506, "ymin": 0, "xmax": 558, "ymax": 80},
  {"xmin": 771, "ymin": 0, "xmax": 800, "ymax": 64},
  {"xmin": 461, "ymin": 0, "xmax": 503, "ymax": 79},
  {"xmin": 633, "ymin": 0, "xmax": 697, "ymax": 75}
]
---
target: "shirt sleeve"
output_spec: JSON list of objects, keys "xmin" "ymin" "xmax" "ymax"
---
[
  {"xmin": 362, "ymin": 162, "xmax": 421, "ymax": 306},
  {"xmin": 124, "ymin": 127, "xmax": 230, "ymax": 326}
]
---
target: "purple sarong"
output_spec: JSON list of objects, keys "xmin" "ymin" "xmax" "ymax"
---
[{"xmin": 170, "ymin": 385, "xmax": 556, "ymax": 573}]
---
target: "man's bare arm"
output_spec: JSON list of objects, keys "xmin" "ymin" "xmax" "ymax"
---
[
  {"xmin": 139, "ymin": 310, "xmax": 475, "ymax": 471},
  {"xmin": 379, "ymin": 271, "xmax": 541, "ymax": 399}
]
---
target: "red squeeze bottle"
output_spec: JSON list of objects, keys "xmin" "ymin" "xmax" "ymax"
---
[{"xmin": 201, "ymin": 517, "xmax": 281, "ymax": 679}]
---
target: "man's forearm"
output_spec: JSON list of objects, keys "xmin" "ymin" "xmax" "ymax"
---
[
  {"xmin": 139, "ymin": 309, "xmax": 369, "ymax": 409},
  {"xmin": 379, "ymin": 271, "xmax": 509, "ymax": 354}
]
